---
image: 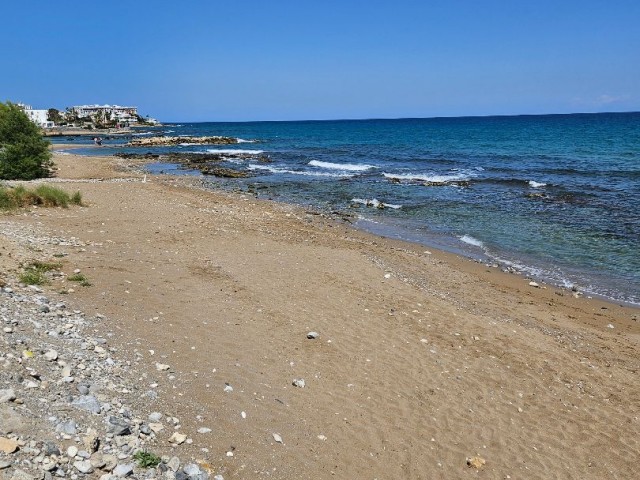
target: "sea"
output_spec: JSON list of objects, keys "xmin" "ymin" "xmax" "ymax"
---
[{"xmin": 55, "ymin": 112, "xmax": 640, "ymax": 306}]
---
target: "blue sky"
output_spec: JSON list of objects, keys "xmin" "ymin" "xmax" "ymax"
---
[{"xmin": 2, "ymin": 0, "xmax": 639, "ymax": 121}]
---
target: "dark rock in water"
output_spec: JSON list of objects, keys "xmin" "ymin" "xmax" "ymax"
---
[
  {"xmin": 127, "ymin": 135, "xmax": 238, "ymax": 147},
  {"xmin": 200, "ymin": 167, "xmax": 250, "ymax": 178},
  {"xmin": 422, "ymin": 180, "xmax": 470, "ymax": 187},
  {"xmin": 115, "ymin": 152, "xmax": 160, "ymax": 160}
]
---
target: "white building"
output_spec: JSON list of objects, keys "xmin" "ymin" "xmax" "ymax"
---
[
  {"xmin": 18, "ymin": 103, "xmax": 54, "ymax": 128},
  {"xmin": 70, "ymin": 104, "xmax": 139, "ymax": 124}
]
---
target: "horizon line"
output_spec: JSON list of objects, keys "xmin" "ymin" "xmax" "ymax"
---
[{"xmin": 162, "ymin": 110, "xmax": 640, "ymax": 124}]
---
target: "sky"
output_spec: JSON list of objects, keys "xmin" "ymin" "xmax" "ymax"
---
[{"xmin": 2, "ymin": 0, "xmax": 639, "ymax": 121}]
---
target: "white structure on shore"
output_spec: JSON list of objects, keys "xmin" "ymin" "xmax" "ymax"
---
[
  {"xmin": 70, "ymin": 104, "xmax": 140, "ymax": 125},
  {"xmin": 17, "ymin": 103, "xmax": 54, "ymax": 128}
]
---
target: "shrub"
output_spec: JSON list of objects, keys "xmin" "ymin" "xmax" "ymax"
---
[
  {"xmin": 0, "ymin": 185, "xmax": 83, "ymax": 210},
  {"xmin": 0, "ymin": 102, "xmax": 53, "ymax": 180},
  {"xmin": 133, "ymin": 451, "xmax": 162, "ymax": 468},
  {"xmin": 19, "ymin": 261, "xmax": 61, "ymax": 285},
  {"xmin": 33, "ymin": 184, "xmax": 70, "ymax": 207}
]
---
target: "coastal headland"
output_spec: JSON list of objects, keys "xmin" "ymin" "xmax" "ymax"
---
[{"xmin": 0, "ymin": 147, "xmax": 638, "ymax": 479}]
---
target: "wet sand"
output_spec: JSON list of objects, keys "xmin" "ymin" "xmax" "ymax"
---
[{"xmin": 1, "ymin": 148, "xmax": 638, "ymax": 479}]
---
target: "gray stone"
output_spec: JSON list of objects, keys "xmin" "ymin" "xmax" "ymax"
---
[
  {"xmin": 0, "ymin": 389, "xmax": 16, "ymax": 403},
  {"xmin": 106, "ymin": 416, "xmax": 130, "ymax": 436},
  {"xmin": 0, "ymin": 460, "xmax": 12, "ymax": 470},
  {"xmin": 72, "ymin": 395, "xmax": 102, "ymax": 414},
  {"xmin": 112, "ymin": 463, "xmax": 134, "ymax": 477},
  {"xmin": 0, "ymin": 405, "xmax": 25, "ymax": 435},
  {"xmin": 6, "ymin": 469, "xmax": 34, "ymax": 480},
  {"xmin": 77, "ymin": 385, "xmax": 90, "ymax": 396},
  {"xmin": 73, "ymin": 460, "xmax": 94, "ymax": 474},
  {"xmin": 183, "ymin": 464, "xmax": 201, "ymax": 476},
  {"xmin": 175, "ymin": 471, "xmax": 189, "ymax": 480},
  {"xmin": 55, "ymin": 420, "xmax": 77, "ymax": 435},
  {"xmin": 148, "ymin": 412, "xmax": 162, "ymax": 422},
  {"xmin": 183, "ymin": 464, "xmax": 208, "ymax": 480},
  {"xmin": 42, "ymin": 442, "xmax": 60, "ymax": 456},
  {"xmin": 167, "ymin": 457, "xmax": 181, "ymax": 472}
]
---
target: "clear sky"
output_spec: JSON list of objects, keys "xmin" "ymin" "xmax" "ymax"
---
[{"xmin": 2, "ymin": 0, "xmax": 639, "ymax": 121}]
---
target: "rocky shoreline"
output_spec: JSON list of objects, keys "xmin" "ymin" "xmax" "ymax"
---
[
  {"xmin": 125, "ymin": 137, "xmax": 239, "ymax": 148},
  {"xmin": 0, "ymin": 228, "xmax": 223, "ymax": 479},
  {"xmin": 114, "ymin": 152, "xmax": 270, "ymax": 178}
]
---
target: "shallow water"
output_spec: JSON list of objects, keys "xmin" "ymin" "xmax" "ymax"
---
[{"xmin": 56, "ymin": 113, "xmax": 640, "ymax": 304}]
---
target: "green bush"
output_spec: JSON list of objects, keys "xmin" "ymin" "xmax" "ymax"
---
[
  {"xmin": 133, "ymin": 451, "xmax": 162, "ymax": 468},
  {"xmin": 33, "ymin": 184, "xmax": 70, "ymax": 207},
  {"xmin": 0, "ymin": 102, "xmax": 53, "ymax": 180}
]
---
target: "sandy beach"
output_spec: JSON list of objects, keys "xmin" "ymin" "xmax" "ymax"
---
[{"xmin": 1, "ymin": 147, "xmax": 638, "ymax": 479}]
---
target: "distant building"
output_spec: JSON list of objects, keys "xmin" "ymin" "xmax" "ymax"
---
[
  {"xmin": 17, "ymin": 103, "xmax": 54, "ymax": 128},
  {"xmin": 70, "ymin": 104, "xmax": 139, "ymax": 125}
]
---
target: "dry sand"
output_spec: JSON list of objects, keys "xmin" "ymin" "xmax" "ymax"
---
[{"xmin": 1, "ymin": 148, "xmax": 638, "ymax": 479}]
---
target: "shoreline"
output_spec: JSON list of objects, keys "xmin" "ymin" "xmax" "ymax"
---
[
  {"xmin": 51, "ymin": 144, "xmax": 640, "ymax": 309},
  {"xmin": 0, "ymin": 148, "xmax": 638, "ymax": 479}
]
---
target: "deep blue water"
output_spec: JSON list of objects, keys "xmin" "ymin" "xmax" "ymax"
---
[{"xmin": 56, "ymin": 113, "xmax": 640, "ymax": 305}]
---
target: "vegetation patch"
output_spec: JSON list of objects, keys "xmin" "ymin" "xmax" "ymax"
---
[
  {"xmin": 19, "ymin": 261, "xmax": 61, "ymax": 285},
  {"xmin": 0, "ymin": 185, "xmax": 83, "ymax": 210},
  {"xmin": 68, "ymin": 272, "xmax": 91, "ymax": 287},
  {"xmin": 133, "ymin": 450, "xmax": 162, "ymax": 468}
]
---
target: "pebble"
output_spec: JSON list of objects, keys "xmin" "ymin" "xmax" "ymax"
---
[
  {"xmin": 148, "ymin": 412, "xmax": 162, "ymax": 422},
  {"xmin": 43, "ymin": 349, "xmax": 58, "ymax": 361},
  {"xmin": 73, "ymin": 460, "xmax": 93, "ymax": 474},
  {"xmin": 0, "ymin": 269, "xmax": 236, "ymax": 479},
  {"xmin": 292, "ymin": 378, "xmax": 306, "ymax": 388},
  {"xmin": 112, "ymin": 463, "xmax": 134, "ymax": 477},
  {"xmin": 0, "ymin": 437, "xmax": 20, "ymax": 453},
  {"xmin": 155, "ymin": 362, "xmax": 170, "ymax": 371},
  {"xmin": 169, "ymin": 432, "xmax": 187, "ymax": 445},
  {"xmin": 529, "ymin": 281, "xmax": 540, "ymax": 288},
  {"xmin": 307, "ymin": 331, "xmax": 319, "ymax": 339},
  {"xmin": 71, "ymin": 395, "xmax": 102, "ymax": 414},
  {"xmin": 0, "ymin": 389, "xmax": 16, "ymax": 403},
  {"xmin": 466, "ymin": 455, "xmax": 486, "ymax": 469},
  {"xmin": 272, "ymin": 433, "xmax": 283, "ymax": 444}
]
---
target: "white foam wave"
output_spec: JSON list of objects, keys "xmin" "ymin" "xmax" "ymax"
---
[
  {"xmin": 459, "ymin": 235, "xmax": 484, "ymax": 248},
  {"xmin": 236, "ymin": 138, "xmax": 256, "ymax": 143},
  {"xmin": 309, "ymin": 160, "xmax": 375, "ymax": 172},
  {"xmin": 351, "ymin": 198, "xmax": 402, "ymax": 209},
  {"xmin": 383, "ymin": 172, "xmax": 471, "ymax": 183},
  {"xmin": 205, "ymin": 149, "xmax": 264, "ymax": 155},
  {"xmin": 132, "ymin": 131, "xmax": 154, "ymax": 136},
  {"xmin": 528, "ymin": 180, "xmax": 547, "ymax": 188},
  {"xmin": 248, "ymin": 165, "xmax": 352, "ymax": 178}
]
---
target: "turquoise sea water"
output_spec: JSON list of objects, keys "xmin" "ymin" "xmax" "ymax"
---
[{"xmin": 58, "ymin": 113, "xmax": 640, "ymax": 305}]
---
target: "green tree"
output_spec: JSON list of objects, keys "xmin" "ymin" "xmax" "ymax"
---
[
  {"xmin": 0, "ymin": 102, "xmax": 52, "ymax": 180},
  {"xmin": 47, "ymin": 108, "xmax": 64, "ymax": 124}
]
